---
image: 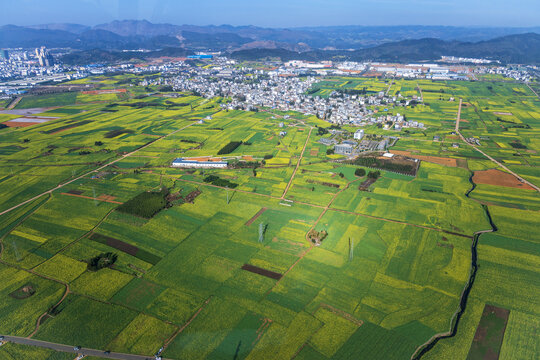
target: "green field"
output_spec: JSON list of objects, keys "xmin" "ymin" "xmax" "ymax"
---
[{"xmin": 0, "ymin": 74, "xmax": 539, "ymax": 360}]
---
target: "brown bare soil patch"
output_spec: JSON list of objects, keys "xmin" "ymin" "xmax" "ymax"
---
[
  {"xmin": 245, "ymin": 207, "xmax": 267, "ymax": 226},
  {"xmin": 97, "ymin": 194, "xmax": 117, "ymax": 202},
  {"xmin": 391, "ymin": 150, "xmax": 457, "ymax": 167},
  {"xmin": 106, "ymin": 237, "xmax": 139, "ymax": 256},
  {"xmin": 310, "ymin": 149, "xmax": 319, "ymax": 156},
  {"xmin": 9, "ymin": 284, "xmax": 36, "ymax": 299},
  {"xmin": 316, "ymin": 303, "xmax": 363, "ymax": 327},
  {"xmin": 184, "ymin": 190, "xmax": 201, "ymax": 203},
  {"xmin": 241, "ymin": 264, "xmax": 282, "ymax": 280},
  {"xmin": 359, "ymin": 178, "xmax": 377, "ymax": 191},
  {"xmin": 473, "ymin": 169, "xmax": 535, "ymax": 190},
  {"xmin": 50, "ymin": 125, "xmax": 79, "ymax": 134},
  {"xmin": 467, "ymin": 304, "xmax": 510, "ymax": 360},
  {"xmin": 242, "ymin": 155, "xmax": 254, "ymax": 161},
  {"xmin": 4, "ymin": 121, "xmax": 41, "ymax": 127},
  {"xmin": 306, "ymin": 179, "xmax": 340, "ymax": 188}
]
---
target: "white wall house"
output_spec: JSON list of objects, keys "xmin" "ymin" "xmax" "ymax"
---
[{"xmin": 354, "ymin": 129, "xmax": 365, "ymax": 140}]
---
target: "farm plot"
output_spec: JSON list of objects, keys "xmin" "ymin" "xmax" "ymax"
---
[{"xmin": 35, "ymin": 295, "xmax": 138, "ymax": 349}]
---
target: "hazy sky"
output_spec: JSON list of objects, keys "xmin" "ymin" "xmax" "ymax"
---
[{"xmin": 2, "ymin": 0, "xmax": 539, "ymax": 28}]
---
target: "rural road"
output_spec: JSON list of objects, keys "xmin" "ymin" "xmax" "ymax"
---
[
  {"xmin": 526, "ymin": 83, "xmax": 539, "ymax": 99},
  {"xmin": 0, "ymin": 120, "xmax": 200, "ymax": 217},
  {"xmin": 385, "ymin": 79, "xmax": 394, "ymax": 96},
  {"xmin": 455, "ymin": 98, "xmax": 540, "ymax": 192},
  {"xmin": 281, "ymin": 126, "xmax": 313, "ymax": 199},
  {"xmin": 0, "ymin": 335, "xmax": 168, "ymax": 360}
]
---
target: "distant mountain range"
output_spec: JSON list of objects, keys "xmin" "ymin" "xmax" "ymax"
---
[
  {"xmin": 0, "ymin": 20, "xmax": 539, "ymax": 64},
  {"xmin": 231, "ymin": 33, "xmax": 540, "ymax": 65}
]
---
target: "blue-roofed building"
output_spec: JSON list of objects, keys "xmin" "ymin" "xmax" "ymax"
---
[
  {"xmin": 171, "ymin": 158, "xmax": 227, "ymax": 168},
  {"xmin": 187, "ymin": 54, "xmax": 213, "ymax": 59}
]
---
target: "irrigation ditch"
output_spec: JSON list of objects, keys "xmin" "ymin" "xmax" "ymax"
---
[{"xmin": 410, "ymin": 172, "xmax": 498, "ymax": 359}]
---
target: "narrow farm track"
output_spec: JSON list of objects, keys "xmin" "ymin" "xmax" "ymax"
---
[
  {"xmin": 0, "ymin": 256, "xmax": 70, "ymax": 336},
  {"xmin": 27, "ymin": 283, "xmax": 70, "ymax": 339},
  {"xmin": 281, "ymin": 126, "xmax": 313, "ymax": 199},
  {"xmin": 33, "ymin": 207, "xmax": 116, "ymax": 269},
  {"xmin": 60, "ymin": 192, "xmax": 123, "ymax": 204},
  {"xmin": 0, "ymin": 119, "xmax": 204, "ymax": 217},
  {"xmin": 162, "ymin": 296, "xmax": 213, "ymax": 352},
  {"xmin": 385, "ymin": 79, "xmax": 394, "ymax": 96},
  {"xmin": 455, "ymin": 98, "xmax": 462, "ymax": 133},
  {"xmin": 455, "ymin": 98, "xmax": 539, "ymax": 192},
  {"xmin": 526, "ymin": 82, "xmax": 540, "ymax": 99},
  {"xmin": 416, "ymin": 82, "xmax": 424, "ymax": 100},
  {"xmin": 6, "ymin": 96, "xmax": 22, "ymax": 110}
]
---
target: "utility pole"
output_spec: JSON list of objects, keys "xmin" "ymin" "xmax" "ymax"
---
[{"xmin": 258, "ymin": 222, "xmax": 264, "ymax": 243}]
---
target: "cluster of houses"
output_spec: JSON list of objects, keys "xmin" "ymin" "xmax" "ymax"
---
[
  {"xmin": 319, "ymin": 129, "xmax": 396, "ymax": 157},
  {"xmin": 474, "ymin": 65, "xmax": 534, "ymax": 82},
  {"xmin": 169, "ymin": 63, "xmax": 430, "ymax": 131}
]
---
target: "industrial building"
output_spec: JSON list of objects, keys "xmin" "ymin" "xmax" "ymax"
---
[
  {"xmin": 172, "ymin": 158, "xmax": 228, "ymax": 168},
  {"xmin": 334, "ymin": 143, "xmax": 354, "ymax": 155}
]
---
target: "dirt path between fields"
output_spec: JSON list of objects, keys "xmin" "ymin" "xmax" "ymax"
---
[
  {"xmin": 60, "ymin": 192, "xmax": 124, "ymax": 204},
  {"xmin": 27, "ymin": 282, "xmax": 70, "ymax": 339},
  {"xmin": 162, "ymin": 296, "xmax": 213, "ymax": 351},
  {"xmin": 245, "ymin": 207, "xmax": 268, "ymax": 226},
  {"xmin": 416, "ymin": 82, "xmax": 423, "ymax": 100},
  {"xmin": 281, "ymin": 126, "xmax": 313, "ymax": 199},
  {"xmin": 455, "ymin": 98, "xmax": 539, "ymax": 192},
  {"xmin": 7, "ymin": 97, "xmax": 22, "ymax": 110},
  {"xmin": 526, "ymin": 83, "xmax": 540, "ymax": 99}
]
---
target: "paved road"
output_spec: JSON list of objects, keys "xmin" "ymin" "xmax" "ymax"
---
[
  {"xmin": 455, "ymin": 98, "xmax": 462, "ymax": 133},
  {"xmin": 0, "ymin": 335, "xmax": 168, "ymax": 360}
]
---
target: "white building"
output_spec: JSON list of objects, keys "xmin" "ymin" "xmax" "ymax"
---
[
  {"xmin": 334, "ymin": 143, "xmax": 354, "ymax": 155},
  {"xmin": 354, "ymin": 129, "xmax": 365, "ymax": 140},
  {"xmin": 171, "ymin": 158, "xmax": 228, "ymax": 168}
]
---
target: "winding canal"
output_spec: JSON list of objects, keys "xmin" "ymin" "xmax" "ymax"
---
[{"xmin": 411, "ymin": 172, "xmax": 497, "ymax": 359}]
